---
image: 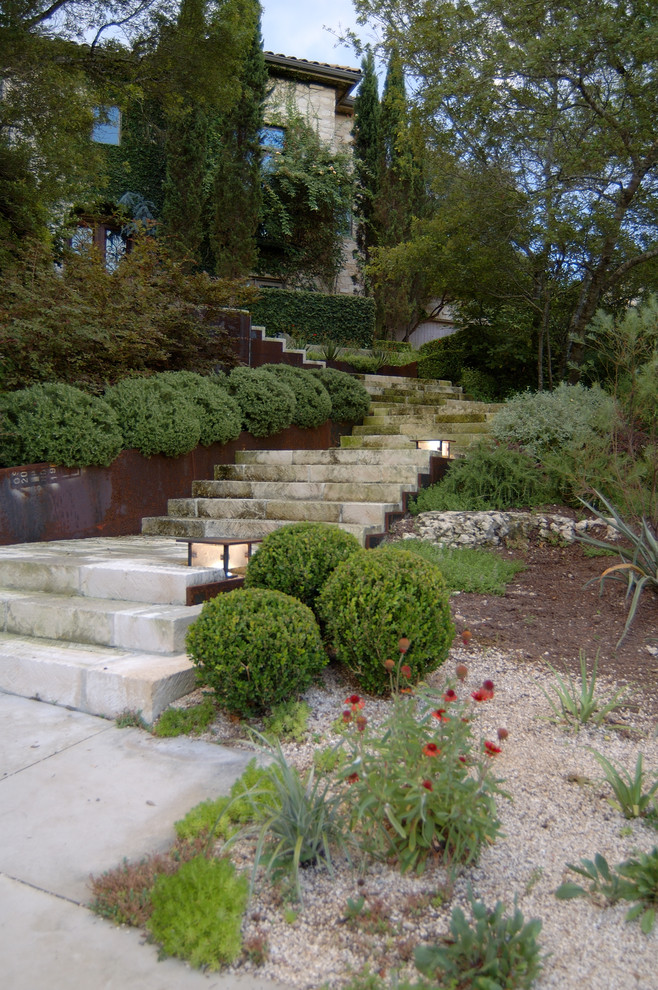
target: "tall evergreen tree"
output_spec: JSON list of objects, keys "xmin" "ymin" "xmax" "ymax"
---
[
  {"xmin": 206, "ymin": 17, "xmax": 267, "ymax": 277},
  {"xmin": 352, "ymin": 49, "xmax": 381, "ymax": 268}
]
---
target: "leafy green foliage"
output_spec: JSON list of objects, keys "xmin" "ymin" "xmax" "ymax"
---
[
  {"xmin": 0, "ymin": 383, "xmax": 123, "ymax": 468},
  {"xmin": 263, "ymin": 700, "xmax": 311, "ymax": 743},
  {"xmin": 579, "ymin": 490, "xmax": 658, "ymax": 644},
  {"xmin": 147, "ymin": 855, "xmax": 248, "ymax": 969},
  {"xmin": 317, "ymin": 547, "xmax": 454, "ymax": 695},
  {"xmin": 310, "ymin": 368, "xmax": 372, "ymax": 423},
  {"xmin": 542, "ymin": 651, "xmax": 627, "ymax": 731},
  {"xmin": 150, "ymin": 372, "xmax": 242, "ymax": 446},
  {"xmin": 186, "ymin": 588, "xmax": 327, "ymax": 716},
  {"xmin": 460, "ymin": 367, "xmax": 499, "ymax": 402},
  {"xmin": 227, "ymin": 366, "xmax": 296, "ymax": 437},
  {"xmin": 260, "ymin": 365, "xmax": 332, "ymax": 429},
  {"xmin": 339, "ymin": 687, "xmax": 504, "ymax": 873},
  {"xmin": 383, "ymin": 540, "xmax": 526, "ymax": 595},
  {"xmin": 557, "ymin": 849, "xmax": 658, "ymax": 934},
  {"xmin": 252, "ymin": 287, "xmax": 375, "ymax": 348},
  {"xmin": 174, "ymin": 759, "xmax": 273, "ymax": 841},
  {"xmin": 153, "ymin": 696, "xmax": 216, "ymax": 737},
  {"xmin": 414, "ymin": 897, "xmax": 543, "ymax": 989},
  {"xmin": 589, "ymin": 749, "xmax": 658, "ymax": 820},
  {"xmin": 104, "ymin": 375, "xmax": 202, "ymax": 457},
  {"xmin": 491, "ymin": 383, "xmax": 616, "ymax": 459},
  {"xmin": 244, "ymin": 522, "xmax": 362, "ymax": 612},
  {"xmin": 409, "ymin": 443, "xmax": 555, "ymax": 514}
]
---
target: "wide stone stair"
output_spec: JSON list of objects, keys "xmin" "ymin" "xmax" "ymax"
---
[
  {"xmin": 142, "ymin": 375, "xmax": 501, "ymax": 546},
  {"xmin": 0, "ymin": 537, "xmax": 230, "ymax": 721}
]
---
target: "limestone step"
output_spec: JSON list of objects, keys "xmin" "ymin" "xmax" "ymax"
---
[
  {"xmin": 165, "ymin": 496, "xmax": 401, "ymax": 528},
  {"xmin": 351, "ymin": 421, "xmax": 490, "ymax": 436},
  {"xmin": 234, "ymin": 448, "xmax": 433, "ymax": 468},
  {"xmin": 0, "ymin": 631, "xmax": 195, "ymax": 722},
  {"xmin": 367, "ymin": 405, "xmax": 491, "ymax": 422},
  {"xmin": 0, "ymin": 588, "xmax": 200, "ymax": 654},
  {"xmin": 141, "ymin": 515, "xmax": 376, "ymax": 544},
  {"xmin": 339, "ymin": 434, "xmax": 418, "ymax": 450},
  {"xmin": 190, "ymin": 479, "xmax": 410, "ymax": 503},
  {"xmin": 214, "ymin": 462, "xmax": 426, "ymax": 484}
]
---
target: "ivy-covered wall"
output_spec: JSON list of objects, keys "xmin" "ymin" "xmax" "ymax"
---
[
  {"xmin": 101, "ymin": 98, "xmax": 167, "ymax": 215},
  {"xmin": 251, "ymin": 288, "xmax": 375, "ymax": 348}
]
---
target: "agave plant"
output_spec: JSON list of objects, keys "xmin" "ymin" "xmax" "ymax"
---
[{"xmin": 577, "ymin": 490, "xmax": 658, "ymax": 646}]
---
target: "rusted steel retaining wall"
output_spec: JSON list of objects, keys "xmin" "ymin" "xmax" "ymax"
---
[{"xmin": 0, "ymin": 422, "xmax": 350, "ymax": 546}]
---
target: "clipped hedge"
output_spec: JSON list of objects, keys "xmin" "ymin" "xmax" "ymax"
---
[
  {"xmin": 310, "ymin": 367, "xmax": 371, "ymax": 423},
  {"xmin": 0, "ymin": 383, "xmax": 123, "ymax": 468},
  {"xmin": 251, "ymin": 287, "xmax": 375, "ymax": 348},
  {"xmin": 186, "ymin": 587, "xmax": 327, "ymax": 716},
  {"xmin": 317, "ymin": 546, "xmax": 455, "ymax": 695},
  {"xmin": 227, "ymin": 366, "xmax": 296, "ymax": 437},
  {"xmin": 154, "ymin": 371, "xmax": 242, "ymax": 446},
  {"xmin": 260, "ymin": 364, "xmax": 332, "ymax": 429},
  {"xmin": 244, "ymin": 522, "xmax": 362, "ymax": 612},
  {"xmin": 104, "ymin": 375, "xmax": 202, "ymax": 457}
]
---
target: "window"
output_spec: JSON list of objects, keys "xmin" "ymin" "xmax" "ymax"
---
[
  {"xmin": 70, "ymin": 223, "xmax": 127, "ymax": 271},
  {"xmin": 92, "ymin": 106, "xmax": 121, "ymax": 146},
  {"xmin": 259, "ymin": 125, "xmax": 285, "ymax": 170}
]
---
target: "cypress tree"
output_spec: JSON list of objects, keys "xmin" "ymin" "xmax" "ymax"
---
[{"xmin": 352, "ymin": 49, "xmax": 381, "ymax": 267}]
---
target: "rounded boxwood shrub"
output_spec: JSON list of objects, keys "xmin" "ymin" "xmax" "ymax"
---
[
  {"xmin": 310, "ymin": 367, "xmax": 371, "ymax": 423},
  {"xmin": 154, "ymin": 371, "xmax": 242, "ymax": 446},
  {"xmin": 243, "ymin": 522, "xmax": 362, "ymax": 612},
  {"xmin": 227, "ymin": 366, "xmax": 296, "ymax": 437},
  {"xmin": 260, "ymin": 364, "xmax": 332, "ymax": 429},
  {"xmin": 0, "ymin": 382, "xmax": 123, "ymax": 468},
  {"xmin": 186, "ymin": 587, "xmax": 327, "ymax": 716},
  {"xmin": 317, "ymin": 546, "xmax": 454, "ymax": 694},
  {"xmin": 104, "ymin": 375, "xmax": 203, "ymax": 457}
]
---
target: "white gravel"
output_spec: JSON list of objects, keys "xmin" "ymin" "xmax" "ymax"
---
[{"xmin": 174, "ymin": 647, "xmax": 658, "ymax": 989}]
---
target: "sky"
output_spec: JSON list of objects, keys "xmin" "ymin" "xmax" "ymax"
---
[{"xmin": 260, "ymin": 0, "xmax": 369, "ymax": 68}]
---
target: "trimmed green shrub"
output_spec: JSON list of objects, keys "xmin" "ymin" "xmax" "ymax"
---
[
  {"xmin": 460, "ymin": 367, "xmax": 498, "ymax": 402},
  {"xmin": 244, "ymin": 522, "xmax": 362, "ymax": 611},
  {"xmin": 154, "ymin": 372, "xmax": 242, "ymax": 446},
  {"xmin": 409, "ymin": 442, "xmax": 556, "ymax": 514},
  {"xmin": 310, "ymin": 367, "xmax": 371, "ymax": 423},
  {"xmin": 147, "ymin": 855, "xmax": 248, "ymax": 970},
  {"xmin": 186, "ymin": 588, "xmax": 328, "ymax": 716},
  {"xmin": 260, "ymin": 365, "xmax": 332, "ymax": 429},
  {"xmin": 227, "ymin": 366, "xmax": 296, "ymax": 437},
  {"xmin": 0, "ymin": 382, "xmax": 123, "ymax": 468},
  {"xmin": 252, "ymin": 287, "xmax": 375, "ymax": 348},
  {"xmin": 317, "ymin": 546, "xmax": 454, "ymax": 694},
  {"xmin": 104, "ymin": 375, "xmax": 201, "ymax": 458},
  {"xmin": 490, "ymin": 382, "xmax": 616, "ymax": 458}
]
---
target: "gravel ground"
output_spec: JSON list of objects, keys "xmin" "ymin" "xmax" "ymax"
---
[{"xmin": 170, "ymin": 648, "xmax": 658, "ymax": 990}]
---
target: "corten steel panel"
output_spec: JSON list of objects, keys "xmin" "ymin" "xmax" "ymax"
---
[{"xmin": 0, "ymin": 423, "xmax": 351, "ymax": 546}]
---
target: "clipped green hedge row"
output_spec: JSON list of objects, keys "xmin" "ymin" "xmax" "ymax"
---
[{"xmin": 251, "ymin": 287, "xmax": 375, "ymax": 348}]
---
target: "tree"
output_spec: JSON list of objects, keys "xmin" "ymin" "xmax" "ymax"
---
[
  {"xmin": 352, "ymin": 0, "xmax": 658, "ymax": 378},
  {"xmin": 352, "ymin": 48, "xmax": 381, "ymax": 268}
]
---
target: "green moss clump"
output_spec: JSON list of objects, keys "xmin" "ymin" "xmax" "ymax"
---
[
  {"xmin": 186, "ymin": 588, "xmax": 327, "ymax": 716},
  {"xmin": 244, "ymin": 522, "xmax": 362, "ymax": 612},
  {"xmin": 147, "ymin": 855, "xmax": 248, "ymax": 970},
  {"xmin": 0, "ymin": 382, "xmax": 123, "ymax": 468},
  {"xmin": 317, "ymin": 546, "xmax": 455, "ymax": 695}
]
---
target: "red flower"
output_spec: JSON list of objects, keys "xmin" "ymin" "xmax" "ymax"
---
[
  {"xmin": 461, "ymin": 630, "xmax": 472, "ymax": 646},
  {"xmin": 345, "ymin": 694, "xmax": 365, "ymax": 710},
  {"xmin": 383, "ymin": 658, "xmax": 395, "ymax": 671},
  {"xmin": 456, "ymin": 663, "xmax": 468, "ymax": 681},
  {"xmin": 400, "ymin": 664, "xmax": 412, "ymax": 679},
  {"xmin": 342, "ymin": 710, "xmax": 352, "ymax": 723},
  {"xmin": 432, "ymin": 709, "xmax": 450, "ymax": 722},
  {"xmin": 484, "ymin": 740, "xmax": 502, "ymax": 756},
  {"xmin": 471, "ymin": 688, "xmax": 491, "ymax": 702},
  {"xmin": 443, "ymin": 689, "xmax": 458, "ymax": 703},
  {"xmin": 399, "ymin": 687, "xmax": 414, "ymax": 695},
  {"xmin": 355, "ymin": 715, "xmax": 368, "ymax": 732},
  {"xmin": 497, "ymin": 727, "xmax": 509, "ymax": 741},
  {"xmin": 421, "ymin": 779, "xmax": 433, "ymax": 791},
  {"xmin": 346, "ymin": 772, "xmax": 359, "ymax": 783},
  {"xmin": 458, "ymin": 755, "xmax": 467, "ymax": 764},
  {"xmin": 398, "ymin": 637, "xmax": 411, "ymax": 654},
  {"xmin": 423, "ymin": 743, "xmax": 440, "ymax": 757},
  {"xmin": 482, "ymin": 679, "xmax": 495, "ymax": 693}
]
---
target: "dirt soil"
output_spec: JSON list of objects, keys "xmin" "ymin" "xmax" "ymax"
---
[{"xmin": 390, "ymin": 512, "xmax": 658, "ymax": 715}]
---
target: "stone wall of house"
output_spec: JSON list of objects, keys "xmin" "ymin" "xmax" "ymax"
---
[{"xmin": 405, "ymin": 511, "xmax": 618, "ymax": 549}]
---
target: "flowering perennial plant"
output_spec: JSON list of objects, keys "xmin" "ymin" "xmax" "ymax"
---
[{"xmin": 336, "ymin": 662, "xmax": 506, "ymax": 874}]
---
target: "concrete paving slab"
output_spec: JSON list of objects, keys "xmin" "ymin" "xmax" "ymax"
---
[
  {"xmin": 0, "ymin": 875, "xmax": 287, "ymax": 990},
  {"xmin": 0, "ymin": 695, "xmax": 255, "ymax": 903}
]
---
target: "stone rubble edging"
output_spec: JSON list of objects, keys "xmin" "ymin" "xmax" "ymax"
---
[{"xmin": 408, "ymin": 510, "xmax": 618, "ymax": 549}]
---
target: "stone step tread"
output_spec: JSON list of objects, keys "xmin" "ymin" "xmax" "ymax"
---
[
  {"xmin": 142, "ymin": 516, "xmax": 378, "ymax": 545},
  {"xmin": 189, "ymin": 480, "xmax": 411, "ymax": 502},
  {"xmin": 166, "ymin": 497, "xmax": 402, "ymax": 526},
  {"xmin": 0, "ymin": 631, "xmax": 195, "ymax": 722},
  {"xmin": 235, "ymin": 448, "xmax": 432, "ymax": 466},
  {"xmin": 366, "ymin": 408, "xmax": 490, "ymax": 422},
  {"xmin": 339, "ymin": 435, "xmax": 419, "ymax": 449},
  {"xmin": 0, "ymin": 538, "xmax": 224, "ymax": 606},
  {"xmin": 352, "ymin": 422, "xmax": 490, "ymax": 436},
  {"xmin": 0, "ymin": 587, "xmax": 200, "ymax": 654},
  {"xmin": 214, "ymin": 463, "xmax": 426, "ymax": 484}
]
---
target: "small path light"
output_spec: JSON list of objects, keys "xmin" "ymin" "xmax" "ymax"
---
[{"xmin": 177, "ymin": 538, "xmax": 262, "ymax": 604}]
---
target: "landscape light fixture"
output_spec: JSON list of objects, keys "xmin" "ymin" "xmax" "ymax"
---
[{"xmin": 415, "ymin": 439, "xmax": 451, "ymax": 457}]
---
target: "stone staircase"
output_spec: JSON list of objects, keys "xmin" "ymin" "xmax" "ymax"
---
[
  {"xmin": 0, "ymin": 537, "xmax": 230, "ymax": 721},
  {"xmin": 142, "ymin": 375, "xmax": 501, "ymax": 546}
]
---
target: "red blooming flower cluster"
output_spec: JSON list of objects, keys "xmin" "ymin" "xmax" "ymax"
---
[
  {"xmin": 421, "ymin": 779, "xmax": 433, "ymax": 791},
  {"xmin": 497, "ymin": 727, "xmax": 509, "ymax": 741},
  {"xmin": 345, "ymin": 694, "xmax": 364, "ymax": 710},
  {"xmin": 400, "ymin": 664, "xmax": 412, "ymax": 679},
  {"xmin": 443, "ymin": 689, "xmax": 458, "ymax": 703},
  {"xmin": 471, "ymin": 679, "xmax": 495, "ymax": 702},
  {"xmin": 432, "ymin": 708, "xmax": 450, "ymax": 722},
  {"xmin": 355, "ymin": 715, "xmax": 368, "ymax": 732},
  {"xmin": 423, "ymin": 742, "xmax": 441, "ymax": 757},
  {"xmin": 346, "ymin": 772, "xmax": 359, "ymax": 783},
  {"xmin": 484, "ymin": 740, "xmax": 502, "ymax": 756}
]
